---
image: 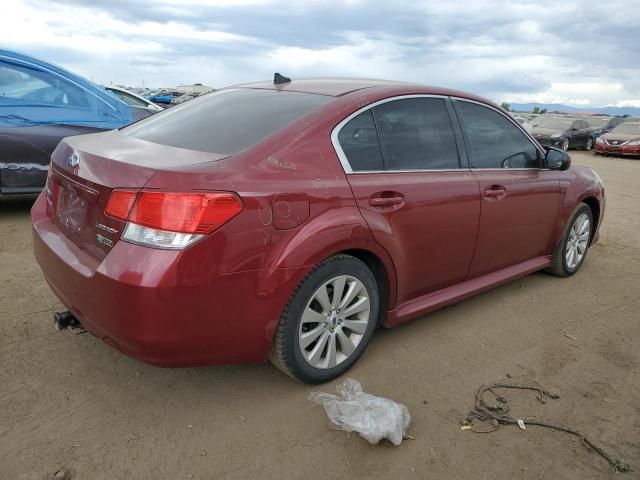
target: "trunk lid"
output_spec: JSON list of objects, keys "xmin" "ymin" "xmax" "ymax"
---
[{"xmin": 48, "ymin": 130, "xmax": 228, "ymax": 260}]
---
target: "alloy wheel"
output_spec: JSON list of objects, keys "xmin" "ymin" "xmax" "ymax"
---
[
  {"xmin": 298, "ymin": 275, "xmax": 371, "ymax": 369},
  {"xmin": 562, "ymin": 138, "xmax": 569, "ymax": 151},
  {"xmin": 565, "ymin": 213, "xmax": 590, "ymax": 270},
  {"xmin": 586, "ymin": 137, "xmax": 593, "ymax": 150}
]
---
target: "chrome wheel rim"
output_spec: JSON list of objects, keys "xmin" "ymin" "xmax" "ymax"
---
[
  {"xmin": 562, "ymin": 138, "xmax": 569, "ymax": 151},
  {"xmin": 586, "ymin": 138, "xmax": 593, "ymax": 150},
  {"xmin": 298, "ymin": 275, "xmax": 370, "ymax": 369},
  {"xmin": 565, "ymin": 213, "xmax": 590, "ymax": 270}
]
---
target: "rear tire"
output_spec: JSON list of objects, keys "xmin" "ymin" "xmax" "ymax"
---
[
  {"xmin": 547, "ymin": 203, "xmax": 593, "ymax": 277},
  {"xmin": 270, "ymin": 254, "xmax": 379, "ymax": 383}
]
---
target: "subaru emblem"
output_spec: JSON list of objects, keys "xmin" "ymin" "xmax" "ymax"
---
[{"xmin": 68, "ymin": 152, "xmax": 80, "ymax": 168}]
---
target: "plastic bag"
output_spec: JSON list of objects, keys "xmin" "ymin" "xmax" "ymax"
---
[{"xmin": 309, "ymin": 378, "xmax": 411, "ymax": 446}]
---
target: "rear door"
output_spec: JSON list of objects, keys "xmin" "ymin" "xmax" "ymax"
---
[
  {"xmin": 334, "ymin": 96, "xmax": 480, "ymax": 305},
  {"xmin": 452, "ymin": 98, "xmax": 561, "ymax": 277}
]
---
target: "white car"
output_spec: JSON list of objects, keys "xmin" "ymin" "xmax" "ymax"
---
[
  {"xmin": 106, "ymin": 86, "xmax": 163, "ymax": 112},
  {"xmin": 511, "ymin": 113, "xmax": 533, "ymax": 133}
]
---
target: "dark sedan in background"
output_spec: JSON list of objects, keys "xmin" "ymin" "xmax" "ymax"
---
[
  {"xmin": 531, "ymin": 116, "xmax": 593, "ymax": 151},
  {"xmin": 582, "ymin": 115, "xmax": 624, "ymax": 140},
  {"xmin": 0, "ymin": 49, "xmax": 152, "ymax": 196}
]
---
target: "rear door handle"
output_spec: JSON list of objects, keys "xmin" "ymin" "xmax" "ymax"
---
[
  {"xmin": 369, "ymin": 196, "xmax": 404, "ymax": 206},
  {"xmin": 483, "ymin": 186, "xmax": 506, "ymax": 198},
  {"xmin": 368, "ymin": 191, "xmax": 405, "ymax": 207}
]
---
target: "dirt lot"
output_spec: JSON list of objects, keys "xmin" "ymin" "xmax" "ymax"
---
[{"xmin": 1, "ymin": 151, "xmax": 638, "ymax": 479}]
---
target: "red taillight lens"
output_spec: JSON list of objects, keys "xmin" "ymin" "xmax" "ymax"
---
[
  {"xmin": 105, "ymin": 190, "xmax": 138, "ymax": 220},
  {"xmin": 106, "ymin": 190, "xmax": 243, "ymax": 234}
]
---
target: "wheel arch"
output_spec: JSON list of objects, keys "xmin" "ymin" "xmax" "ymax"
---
[
  {"xmin": 580, "ymin": 196, "xmax": 600, "ymax": 244},
  {"xmin": 339, "ymin": 248, "xmax": 392, "ymax": 325}
]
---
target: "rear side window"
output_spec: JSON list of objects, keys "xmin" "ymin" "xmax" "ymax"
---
[
  {"xmin": 337, "ymin": 97, "xmax": 459, "ymax": 172},
  {"xmin": 455, "ymin": 100, "xmax": 539, "ymax": 169},
  {"xmin": 372, "ymin": 98, "xmax": 459, "ymax": 170},
  {"xmin": 125, "ymin": 88, "xmax": 331, "ymax": 155},
  {"xmin": 337, "ymin": 110, "xmax": 384, "ymax": 171}
]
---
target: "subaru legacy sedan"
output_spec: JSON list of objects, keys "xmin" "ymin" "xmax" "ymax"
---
[{"xmin": 32, "ymin": 78, "xmax": 605, "ymax": 383}]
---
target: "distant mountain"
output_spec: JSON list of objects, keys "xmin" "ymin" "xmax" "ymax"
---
[{"xmin": 508, "ymin": 103, "xmax": 640, "ymax": 117}]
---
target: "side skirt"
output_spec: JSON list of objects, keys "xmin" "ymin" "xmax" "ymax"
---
[{"xmin": 384, "ymin": 255, "xmax": 552, "ymax": 327}]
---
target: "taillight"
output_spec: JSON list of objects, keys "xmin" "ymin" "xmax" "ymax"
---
[
  {"xmin": 105, "ymin": 190, "xmax": 137, "ymax": 220},
  {"xmin": 105, "ymin": 190, "xmax": 243, "ymax": 249}
]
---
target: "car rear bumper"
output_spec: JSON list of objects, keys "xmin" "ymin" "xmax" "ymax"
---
[
  {"xmin": 31, "ymin": 192, "xmax": 297, "ymax": 367},
  {"xmin": 594, "ymin": 144, "xmax": 640, "ymax": 156}
]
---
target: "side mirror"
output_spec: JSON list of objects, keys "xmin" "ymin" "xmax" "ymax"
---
[{"xmin": 545, "ymin": 147, "xmax": 571, "ymax": 171}]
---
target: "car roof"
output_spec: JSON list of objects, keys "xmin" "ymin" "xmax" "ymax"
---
[
  {"xmin": 233, "ymin": 77, "xmax": 490, "ymax": 101},
  {"xmin": 233, "ymin": 78, "xmax": 413, "ymax": 96}
]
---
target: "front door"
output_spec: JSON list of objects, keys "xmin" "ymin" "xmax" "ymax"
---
[
  {"xmin": 334, "ymin": 96, "xmax": 480, "ymax": 305},
  {"xmin": 452, "ymin": 99, "xmax": 562, "ymax": 277}
]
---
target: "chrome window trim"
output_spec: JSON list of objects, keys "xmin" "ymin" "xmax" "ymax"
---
[
  {"xmin": 330, "ymin": 94, "xmax": 456, "ymax": 174},
  {"xmin": 345, "ymin": 167, "xmax": 549, "ymax": 175},
  {"xmin": 450, "ymin": 96, "xmax": 547, "ymax": 163}
]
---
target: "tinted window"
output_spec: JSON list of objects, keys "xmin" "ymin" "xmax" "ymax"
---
[
  {"xmin": 337, "ymin": 110, "xmax": 383, "ymax": 171},
  {"xmin": 372, "ymin": 98, "xmax": 459, "ymax": 170},
  {"xmin": 125, "ymin": 88, "xmax": 330, "ymax": 155},
  {"xmin": 610, "ymin": 117, "xmax": 623, "ymax": 128},
  {"xmin": 456, "ymin": 101, "xmax": 539, "ymax": 169},
  {"xmin": 0, "ymin": 64, "xmax": 89, "ymax": 108},
  {"xmin": 110, "ymin": 89, "xmax": 149, "ymax": 108}
]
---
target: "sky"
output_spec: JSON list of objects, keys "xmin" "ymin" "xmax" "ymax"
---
[{"xmin": 3, "ymin": 0, "xmax": 640, "ymax": 107}]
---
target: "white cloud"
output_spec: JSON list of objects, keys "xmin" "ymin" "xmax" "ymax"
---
[{"xmin": 2, "ymin": 0, "xmax": 640, "ymax": 107}]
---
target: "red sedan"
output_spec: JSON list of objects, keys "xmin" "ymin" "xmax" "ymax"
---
[
  {"xmin": 32, "ymin": 77, "xmax": 605, "ymax": 383},
  {"xmin": 594, "ymin": 121, "xmax": 640, "ymax": 157}
]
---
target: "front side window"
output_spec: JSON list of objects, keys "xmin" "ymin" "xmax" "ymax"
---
[
  {"xmin": 0, "ymin": 64, "xmax": 90, "ymax": 108},
  {"xmin": 456, "ymin": 100, "xmax": 539, "ymax": 169}
]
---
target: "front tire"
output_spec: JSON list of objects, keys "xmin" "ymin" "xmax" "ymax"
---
[
  {"xmin": 270, "ymin": 254, "xmax": 379, "ymax": 383},
  {"xmin": 547, "ymin": 203, "xmax": 593, "ymax": 277},
  {"xmin": 585, "ymin": 137, "xmax": 593, "ymax": 150},
  {"xmin": 561, "ymin": 138, "xmax": 570, "ymax": 151}
]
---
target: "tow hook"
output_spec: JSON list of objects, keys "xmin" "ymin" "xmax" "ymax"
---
[{"xmin": 54, "ymin": 311, "xmax": 86, "ymax": 333}]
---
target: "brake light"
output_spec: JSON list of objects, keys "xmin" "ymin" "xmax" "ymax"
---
[
  {"xmin": 104, "ymin": 190, "xmax": 243, "ymax": 249},
  {"xmin": 105, "ymin": 190, "xmax": 137, "ymax": 220},
  {"xmin": 129, "ymin": 192, "xmax": 243, "ymax": 234}
]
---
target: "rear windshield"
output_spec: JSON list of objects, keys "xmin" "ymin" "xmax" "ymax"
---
[{"xmin": 124, "ymin": 88, "xmax": 331, "ymax": 155}]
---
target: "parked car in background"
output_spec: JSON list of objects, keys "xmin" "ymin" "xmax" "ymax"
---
[
  {"xmin": 148, "ymin": 90, "xmax": 180, "ymax": 105},
  {"xmin": 106, "ymin": 86, "xmax": 162, "ymax": 113},
  {"xmin": 510, "ymin": 113, "xmax": 532, "ymax": 133},
  {"xmin": 580, "ymin": 115, "xmax": 623, "ymax": 140},
  {"xmin": 32, "ymin": 78, "xmax": 605, "ymax": 383},
  {"xmin": 594, "ymin": 121, "xmax": 640, "ymax": 157},
  {"xmin": 0, "ymin": 49, "xmax": 152, "ymax": 195},
  {"xmin": 531, "ymin": 116, "xmax": 593, "ymax": 151}
]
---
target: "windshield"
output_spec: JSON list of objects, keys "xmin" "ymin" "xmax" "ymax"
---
[
  {"xmin": 124, "ymin": 88, "xmax": 331, "ymax": 155},
  {"xmin": 533, "ymin": 117, "xmax": 573, "ymax": 130},
  {"xmin": 583, "ymin": 117, "xmax": 609, "ymax": 128},
  {"xmin": 611, "ymin": 122, "xmax": 640, "ymax": 135}
]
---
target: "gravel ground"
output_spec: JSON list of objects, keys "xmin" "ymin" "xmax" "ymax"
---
[{"xmin": 0, "ymin": 151, "xmax": 638, "ymax": 479}]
